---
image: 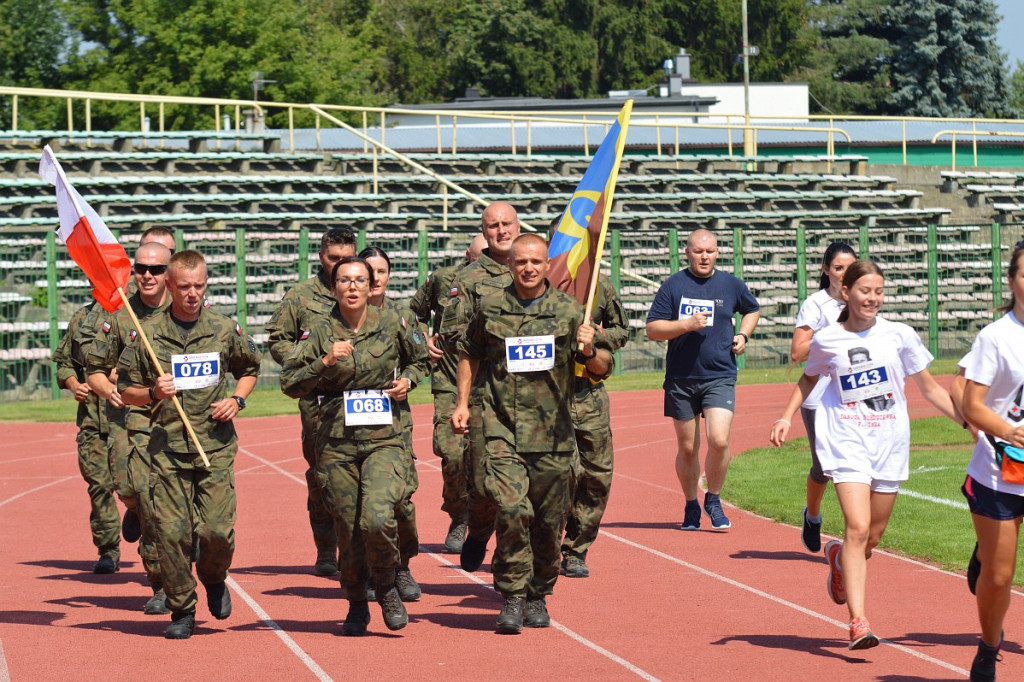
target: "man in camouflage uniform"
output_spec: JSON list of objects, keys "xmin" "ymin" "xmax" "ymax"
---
[
  {"xmin": 452, "ymin": 234, "xmax": 613, "ymax": 634},
  {"xmin": 53, "ymin": 301, "xmax": 119, "ymax": 574},
  {"xmin": 123, "ymin": 250, "xmax": 261, "ymax": 639},
  {"xmin": 560, "ymin": 274, "xmax": 629, "ymax": 579},
  {"xmin": 280, "ymin": 256, "xmax": 429, "ymax": 635},
  {"xmin": 438, "ymin": 203, "xmax": 520, "ymax": 570},
  {"xmin": 87, "ymin": 241, "xmax": 172, "ymax": 613},
  {"xmin": 408, "ymin": 233, "xmax": 486, "ymax": 552},
  {"xmin": 265, "ymin": 227, "xmax": 357, "ymax": 576}
]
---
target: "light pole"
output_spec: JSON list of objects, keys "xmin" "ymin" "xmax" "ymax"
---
[{"xmin": 741, "ymin": 0, "xmax": 753, "ymax": 156}]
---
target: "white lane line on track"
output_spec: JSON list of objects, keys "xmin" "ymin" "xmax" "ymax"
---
[
  {"xmin": 239, "ymin": 447, "xmax": 306, "ymax": 486},
  {"xmin": 226, "ymin": 576, "xmax": 333, "ymax": 682},
  {"xmin": 0, "ymin": 635, "xmax": 9, "ymax": 682},
  {"xmin": 0, "ymin": 452, "xmax": 75, "ymax": 466},
  {"xmin": 900, "ymin": 488, "xmax": 969, "ymax": 510},
  {"xmin": 422, "ymin": 551, "xmax": 660, "ymax": 682},
  {"xmin": 600, "ymin": 531, "xmax": 970, "ymax": 677},
  {"xmin": 0, "ymin": 476, "xmax": 76, "ymax": 509}
]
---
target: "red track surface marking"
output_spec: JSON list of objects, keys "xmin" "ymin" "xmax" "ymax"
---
[{"xmin": 1, "ymin": 378, "xmax": 1021, "ymax": 680}]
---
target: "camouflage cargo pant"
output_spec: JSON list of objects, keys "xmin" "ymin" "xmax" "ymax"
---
[
  {"xmin": 106, "ymin": 418, "xmax": 134, "ymax": 507},
  {"xmin": 77, "ymin": 425, "xmax": 120, "ymax": 557},
  {"xmin": 300, "ymin": 398, "xmax": 338, "ymax": 562},
  {"xmin": 484, "ymin": 438, "xmax": 572, "ymax": 598},
  {"xmin": 562, "ymin": 383, "xmax": 614, "ymax": 560},
  {"xmin": 433, "ymin": 392, "xmax": 467, "ymax": 522},
  {"xmin": 396, "ymin": 401, "xmax": 419, "ymax": 565},
  {"xmin": 128, "ymin": 443, "xmax": 162, "ymax": 589},
  {"xmin": 465, "ymin": 403, "xmax": 497, "ymax": 542},
  {"xmin": 149, "ymin": 446, "xmax": 236, "ymax": 614},
  {"xmin": 316, "ymin": 435, "xmax": 408, "ymax": 599}
]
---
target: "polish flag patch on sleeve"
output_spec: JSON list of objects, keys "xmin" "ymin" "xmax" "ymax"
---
[
  {"xmin": 102, "ymin": 321, "xmax": 112, "ymax": 333},
  {"xmin": 300, "ymin": 330, "xmax": 310, "ymax": 340},
  {"xmin": 129, "ymin": 329, "xmax": 137, "ymax": 342},
  {"xmin": 235, "ymin": 324, "xmax": 243, "ymax": 335},
  {"xmin": 449, "ymin": 286, "xmax": 459, "ymax": 297}
]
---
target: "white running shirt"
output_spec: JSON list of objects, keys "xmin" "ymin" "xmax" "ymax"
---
[
  {"xmin": 805, "ymin": 316, "xmax": 933, "ymax": 482},
  {"xmin": 794, "ymin": 288, "xmax": 845, "ymax": 410},
  {"xmin": 962, "ymin": 312, "xmax": 1024, "ymax": 495}
]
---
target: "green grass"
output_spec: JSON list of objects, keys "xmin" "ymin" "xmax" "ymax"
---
[{"xmin": 729, "ymin": 416, "xmax": 1024, "ymax": 584}]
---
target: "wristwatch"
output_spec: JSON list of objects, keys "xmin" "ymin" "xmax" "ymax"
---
[{"xmin": 232, "ymin": 395, "xmax": 246, "ymax": 411}]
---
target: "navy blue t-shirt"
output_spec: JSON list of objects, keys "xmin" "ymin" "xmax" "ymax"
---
[{"xmin": 646, "ymin": 268, "xmax": 760, "ymax": 379}]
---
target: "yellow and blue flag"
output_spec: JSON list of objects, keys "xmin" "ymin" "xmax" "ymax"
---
[{"xmin": 548, "ymin": 99, "xmax": 632, "ymax": 311}]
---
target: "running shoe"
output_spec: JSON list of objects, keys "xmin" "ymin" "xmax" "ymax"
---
[
  {"xmin": 801, "ymin": 506, "xmax": 822, "ymax": 553},
  {"xmin": 563, "ymin": 555, "xmax": 590, "ymax": 578},
  {"xmin": 704, "ymin": 494, "xmax": 731, "ymax": 530},
  {"xmin": 848, "ymin": 616, "xmax": 879, "ymax": 650},
  {"xmin": 970, "ymin": 637, "xmax": 1002, "ymax": 681},
  {"xmin": 967, "ymin": 542, "xmax": 981, "ymax": 596},
  {"xmin": 825, "ymin": 540, "xmax": 847, "ymax": 605},
  {"xmin": 679, "ymin": 500, "xmax": 701, "ymax": 530}
]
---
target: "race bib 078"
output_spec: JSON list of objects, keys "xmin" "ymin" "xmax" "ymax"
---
[
  {"xmin": 505, "ymin": 335, "xmax": 555, "ymax": 373},
  {"xmin": 171, "ymin": 352, "xmax": 220, "ymax": 390},
  {"xmin": 837, "ymin": 363, "xmax": 893, "ymax": 404},
  {"xmin": 678, "ymin": 297, "xmax": 715, "ymax": 326},
  {"xmin": 343, "ymin": 389, "xmax": 393, "ymax": 426}
]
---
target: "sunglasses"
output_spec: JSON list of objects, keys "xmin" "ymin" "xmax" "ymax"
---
[{"xmin": 133, "ymin": 263, "xmax": 168, "ymax": 276}]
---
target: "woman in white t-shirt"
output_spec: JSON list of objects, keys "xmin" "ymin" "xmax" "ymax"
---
[
  {"xmin": 960, "ymin": 241, "xmax": 1024, "ymax": 680},
  {"xmin": 790, "ymin": 242, "xmax": 856, "ymax": 553},
  {"xmin": 770, "ymin": 260, "xmax": 957, "ymax": 651}
]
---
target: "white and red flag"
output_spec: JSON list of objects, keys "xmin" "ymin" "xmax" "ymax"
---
[{"xmin": 38, "ymin": 145, "xmax": 130, "ymax": 312}]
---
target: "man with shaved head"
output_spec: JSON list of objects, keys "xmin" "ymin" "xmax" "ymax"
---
[
  {"xmin": 87, "ymin": 240, "xmax": 173, "ymax": 613},
  {"xmin": 409, "ymin": 232, "xmax": 489, "ymax": 553},
  {"xmin": 437, "ymin": 202, "xmax": 521, "ymax": 569},
  {"xmin": 646, "ymin": 229, "xmax": 760, "ymax": 532}
]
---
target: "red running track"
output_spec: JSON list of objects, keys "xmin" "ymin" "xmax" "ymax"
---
[{"xmin": 1, "ymin": 381, "xmax": 1021, "ymax": 681}]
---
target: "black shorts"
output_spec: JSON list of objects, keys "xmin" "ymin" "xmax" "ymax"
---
[
  {"xmin": 962, "ymin": 475, "xmax": 1024, "ymax": 521},
  {"xmin": 663, "ymin": 376, "xmax": 736, "ymax": 421}
]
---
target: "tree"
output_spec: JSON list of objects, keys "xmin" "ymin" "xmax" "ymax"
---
[
  {"xmin": 887, "ymin": 0, "xmax": 1010, "ymax": 117},
  {"xmin": 1010, "ymin": 61, "xmax": 1024, "ymax": 116},
  {"xmin": 0, "ymin": 0, "xmax": 70, "ymax": 128},
  {"xmin": 797, "ymin": 0, "xmax": 897, "ymax": 114}
]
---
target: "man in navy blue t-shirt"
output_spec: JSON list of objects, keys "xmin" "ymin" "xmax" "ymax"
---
[{"xmin": 646, "ymin": 229, "xmax": 760, "ymax": 531}]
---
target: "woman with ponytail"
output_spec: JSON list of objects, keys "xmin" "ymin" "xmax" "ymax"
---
[
  {"xmin": 789, "ymin": 242, "xmax": 856, "ymax": 552},
  {"xmin": 770, "ymin": 260, "xmax": 958, "ymax": 651}
]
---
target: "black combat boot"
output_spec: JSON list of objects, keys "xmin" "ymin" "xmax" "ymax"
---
[
  {"xmin": 165, "ymin": 611, "xmax": 196, "ymax": 639},
  {"xmin": 375, "ymin": 570, "xmax": 408, "ymax": 631},
  {"xmin": 205, "ymin": 581, "xmax": 232, "ymax": 620},
  {"xmin": 395, "ymin": 566, "xmax": 422, "ymax": 601},
  {"xmin": 341, "ymin": 600, "xmax": 371, "ymax": 636},
  {"xmin": 524, "ymin": 596, "xmax": 550, "ymax": 628},
  {"xmin": 496, "ymin": 595, "xmax": 525, "ymax": 634}
]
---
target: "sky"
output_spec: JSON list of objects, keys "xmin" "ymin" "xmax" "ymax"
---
[{"xmin": 995, "ymin": 0, "xmax": 1024, "ymax": 70}]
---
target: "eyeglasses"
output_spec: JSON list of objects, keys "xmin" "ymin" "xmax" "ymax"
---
[
  {"xmin": 133, "ymin": 263, "xmax": 168, "ymax": 276},
  {"xmin": 336, "ymin": 276, "xmax": 369, "ymax": 288}
]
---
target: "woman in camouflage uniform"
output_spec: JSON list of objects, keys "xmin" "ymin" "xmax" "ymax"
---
[{"xmin": 281, "ymin": 256, "xmax": 428, "ymax": 636}]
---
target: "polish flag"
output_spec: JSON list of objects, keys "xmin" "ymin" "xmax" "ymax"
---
[{"xmin": 39, "ymin": 145, "xmax": 130, "ymax": 312}]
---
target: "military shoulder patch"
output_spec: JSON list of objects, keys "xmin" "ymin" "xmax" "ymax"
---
[
  {"xmin": 450, "ymin": 286, "xmax": 458, "ymax": 297},
  {"xmin": 235, "ymin": 324, "xmax": 243, "ymax": 336},
  {"xmin": 129, "ymin": 329, "xmax": 138, "ymax": 342},
  {"xmin": 412, "ymin": 329, "xmax": 424, "ymax": 345},
  {"xmin": 248, "ymin": 338, "xmax": 257, "ymax": 353},
  {"xmin": 102, "ymin": 321, "xmax": 112, "ymax": 334},
  {"xmin": 401, "ymin": 316, "xmax": 407, "ymax": 330},
  {"xmin": 204, "ymin": 298, "xmax": 212, "ymax": 308},
  {"xmin": 300, "ymin": 330, "xmax": 310, "ymax": 340}
]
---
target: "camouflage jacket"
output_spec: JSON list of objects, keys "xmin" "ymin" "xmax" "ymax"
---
[
  {"xmin": 408, "ymin": 261, "xmax": 466, "ymax": 394},
  {"xmin": 52, "ymin": 302, "xmax": 106, "ymax": 430},
  {"xmin": 265, "ymin": 269, "xmax": 335, "ymax": 366},
  {"xmin": 87, "ymin": 291, "xmax": 171, "ymax": 433},
  {"xmin": 577, "ymin": 275, "xmax": 630, "ymax": 382},
  {"xmin": 459, "ymin": 282, "xmax": 612, "ymax": 453},
  {"xmin": 280, "ymin": 304, "xmax": 429, "ymax": 442},
  {"xmin": 126, "ymin": 307, "xmax": 261, "ymax": 455}
]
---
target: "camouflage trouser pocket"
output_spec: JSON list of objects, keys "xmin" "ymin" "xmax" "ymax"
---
[{"xmin": 316, "ymin": 460, "xmax": 359, "ymax": 546}]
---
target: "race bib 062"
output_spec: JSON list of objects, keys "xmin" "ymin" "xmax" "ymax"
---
[
  {"xmin": 343, "ymin": 389, "xmax": 393, "ymax": 426},
  {"xmin": 505, "ymin": 335, "xmax": 555, "ymax": 373},
  {"xmin": 171, "ymin": 352, "xmax": 220, "ymax": 390},
  {"xmin": 678, "ymin": 297, "xmax": 715, "ymax": 327}
]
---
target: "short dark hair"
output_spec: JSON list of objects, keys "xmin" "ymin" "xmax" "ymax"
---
[
  {"xmin": 358, "ymin": 246, "xmax": 391, "ymax": 273},
  {"xmin": 320, "ymin": 227, "xmax": 357, "ymax": 253}
]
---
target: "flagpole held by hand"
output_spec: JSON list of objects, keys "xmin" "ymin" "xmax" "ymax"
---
[{"xmin": 116, "ymin": 288, "xmax": 211, "ymax": 467}]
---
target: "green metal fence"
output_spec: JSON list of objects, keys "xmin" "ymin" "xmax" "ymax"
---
[{"xmin": 2, "ymin": 222, "xmax": 1022, "ymax": 402}]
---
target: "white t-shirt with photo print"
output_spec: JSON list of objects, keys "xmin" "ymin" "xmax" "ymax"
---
[
  {"xmin": 963, "ymin": 311, "xmax": 1024, "ymax": 496},
  {"xmin": 805, "ymin": 316, "xmax": 934, "ymax": 482}
]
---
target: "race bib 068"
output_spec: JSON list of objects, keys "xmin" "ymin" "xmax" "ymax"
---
[
  {"xmin": 171, "ymin": 352, "xmax": 220, "ymax": 390},
  {"xmin": 505, "ymin": 335, "xmax": 555, "ymax": 373},
  {"xmin": 343, "ymin": 389, "xmax": 393, "ymax": 426},
  {"xmin": 678, "ymin": 297, "xmax": 715, "ymax": 326}
]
